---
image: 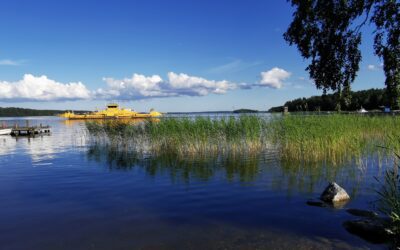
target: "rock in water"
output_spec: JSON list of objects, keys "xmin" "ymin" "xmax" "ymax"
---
[
  {"xmin": 320, "ymin": 182, "xmax": 350, "ymax": 203},
  {"xmin": 346, "ymin": 208, "xmax": 378, "ymax": 218},
  {"xmin": 343, "ymin": 219, "xmax": 390, "ymax": 243}
]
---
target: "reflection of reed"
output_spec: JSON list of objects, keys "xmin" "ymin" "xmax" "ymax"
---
[
  {"xmin": 87, "ymin": 143, "xmax": 263, "ymax": 183},
  {"xmin": 86, "ymin": 143, "xmax": 378, "ymax": 195},
  {"xmin": 84, "ymin": 115, "xmax": 396, "ymax": 193}
]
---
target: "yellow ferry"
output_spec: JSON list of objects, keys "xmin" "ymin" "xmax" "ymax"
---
[{"xmin": 59, "ymin": 103, "xmax": 162, "ymax": 119}]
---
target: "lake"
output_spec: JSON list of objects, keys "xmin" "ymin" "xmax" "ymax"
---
[{"xmin": 0, "ymin": 115, "xmax": 390, "ymax": 249}]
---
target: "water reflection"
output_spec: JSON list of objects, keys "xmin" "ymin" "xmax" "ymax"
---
[
  {"xmin": 0, "ymin": 116, "xmax": 390, "ymax": 249},
  {"xmin": 88, "ymin": 144, "xmax": 264, "ymax": 183},
  {"xmin": 61, "ymin": 118, "xmax": 156, "ymax": 127},
  {"xmin": 0, "ymin": 117, "xmax": 88, "ymax": 161},
  {"xmin": 86, "ymin": 143, "xmax": 385, "ymax": 197}
]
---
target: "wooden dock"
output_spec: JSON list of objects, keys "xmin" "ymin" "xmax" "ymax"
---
[{"xmin": 10, "ymin": 121, "xmax": 51, "ymax": 136}]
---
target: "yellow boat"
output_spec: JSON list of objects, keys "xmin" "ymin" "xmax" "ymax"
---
[{"xmin": 59, "ymin": 103, "xmax": 162, "ymax": 119}]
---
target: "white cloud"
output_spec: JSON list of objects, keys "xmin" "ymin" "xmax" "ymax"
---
[
  {"xmin": 98, "ymin": 68, "xmax": 292, "ymax": 100},
  {"xmin": 167, "ymin": 72, "xmax": 236, "ymax": 95},
  {"xmin": 97, "ymin": 72, "xmax": 237, "ymax": 100},
  {"xmin": 208, "ymin": 59, "xmax": 263, "ymax": 74},
  {"xmin": 97, "ymin": 73, "xmax": 169, "ymax": 99},
  {"xmin": 259, "ymin": 67, "xmax": 291, "ymax": 89},
  {"xmin": 208, "ymin": 60, "xmax": 242, "ymax": 74},
  {"xmin": 367, "ymin": 63, "xmax": 383, "ymax": 71},
  {"xmin": 0, "ymin": 67, "xmax": 293, "ymax": 102},
  {"xmin": 0, "ymin": 59, "xmax": 24, "ymax": 66},
  {"xmin": 0, "ymin": 74, "xmax": 91, "ymax": 102}
]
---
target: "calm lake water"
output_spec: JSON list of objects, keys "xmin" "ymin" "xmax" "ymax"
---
[{"xmin": 0, "ymin": 115, "xmax": 391, "ymax": 249}]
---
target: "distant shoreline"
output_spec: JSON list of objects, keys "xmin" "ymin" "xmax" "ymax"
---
[
  {"xmin": 0, "ymin": 107, "xmax": 266, "ymax": 117},
  {"xmin": 0, "ymin": 107, "xmax": 88, "ymax": 117}
]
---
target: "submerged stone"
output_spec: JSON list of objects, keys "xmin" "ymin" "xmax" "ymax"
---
[
  {"xmin": 346, "ymin": 208, "xmax": 378, "ymax": 218},
  {"xmin": 343, "ymin": 219, "xmax": 391, "ymax": 244},
  {"xmin": 320, "ymin": 182, "xmax": 350, "ymax": 203}
]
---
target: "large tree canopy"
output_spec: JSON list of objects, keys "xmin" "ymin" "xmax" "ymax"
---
[
  {"xmin": 372, "ymin": 0, "xmax": 400, "ymax": 109},
  {"xmin": 285, "ymin": 0, "xmax": 400, "ymax": 110}
]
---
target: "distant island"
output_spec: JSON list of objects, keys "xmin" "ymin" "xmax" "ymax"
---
[
  {"xmin": 0, "ymin": 107, "xmax": 88, "ymax": 117},
  {"xmin": 233, "ymin": 109, "xmax": 258, "ymax": 113},
  {"xmin": 269, "ymin": 88, "xmax": 388, "ymax": 112}
]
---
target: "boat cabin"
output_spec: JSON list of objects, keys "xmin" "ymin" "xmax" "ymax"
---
[{"xmin": 107, "ymin": 104, "xmax": 119, "ymax": 110}]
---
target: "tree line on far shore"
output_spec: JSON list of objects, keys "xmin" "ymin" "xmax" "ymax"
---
[
  {"xmin": 0, "ymin": 107, "xmax": 87, "ymax": 117},
  {"xmin": 268, "ymin": 88, "xmax": 389, "ymax": 112}
]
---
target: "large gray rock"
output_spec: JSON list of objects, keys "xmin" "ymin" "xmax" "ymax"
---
[{"xmin": 320, "ymin": 182, "xmax": 350, "ymax": 203}]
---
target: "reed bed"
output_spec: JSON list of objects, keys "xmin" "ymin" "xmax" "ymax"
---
[
  {"xmin": 86, "ymin": 116, "xmax": 270, "ymax": 156},
  {"xmin": 86, "ymin": 114, "xmax": 400, "ymax": 165},
  {"xmin": 269, "ymin": 114, "xmax": 400, "ymax": 164}
]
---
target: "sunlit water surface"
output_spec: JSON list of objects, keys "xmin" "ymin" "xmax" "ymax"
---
[{"xmin": 0, "ymin": 115, "xmax": 391, "ymax": 249}]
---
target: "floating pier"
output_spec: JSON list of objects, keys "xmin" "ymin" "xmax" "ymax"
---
[{"xmin": 11, "ymin": 121, "xmax": 51, "ymax": 136}]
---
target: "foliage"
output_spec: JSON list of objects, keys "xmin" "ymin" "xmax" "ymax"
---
[
  {"xmin": 372, "ymin": 0, "xmax": 400, "ymax": 109},
  {"xmin": 285, "ymin": 0, "xmax": 400, "ymax": 109},
  {"xmin": 269, "ymin": 88, "xmax": 389, "ymax": 112},
  {"xmin": 284, "ymin": 0, "xmax": 365, "ymax": 110}
]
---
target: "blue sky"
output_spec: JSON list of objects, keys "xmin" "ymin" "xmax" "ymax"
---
[{"xmin": 0, "ymin": 0, "xmax": 386, "ymax": 112}]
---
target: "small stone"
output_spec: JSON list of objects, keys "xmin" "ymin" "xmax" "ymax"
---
[
  {"xmin": 346, "ymin": 208, "xmax": 378, "ymax": 218},
  {"xmin": 320, "ymin": 182, "xmax": 350, "ymax": 203}
]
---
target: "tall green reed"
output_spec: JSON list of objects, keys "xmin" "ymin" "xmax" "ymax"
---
[
  {"xmin": 375, "ymin": 155, "xmax": 400, "ymax": 246},
  {"xmin": 269, "ymin": 114, "xmax": 400, "ymax": 164},
  {"xmin": 86, "ymin": 115, "xmax": 270, "ymax": 156},
  {"xmin": 86, "ymin": 114, "xmax": 400, "ymax": 165}
]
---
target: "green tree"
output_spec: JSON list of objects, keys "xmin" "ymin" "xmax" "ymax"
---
[
  {"xmin": 285, "ymin": 0, "xmax": 399, "ymax": 110},
  {"xmin": 372, "ymin": 0, "xmax": 400, "ymax": 109},
  {"xmin": 284, "ymin": 0, "xmax": 365, "ymax": 111}
]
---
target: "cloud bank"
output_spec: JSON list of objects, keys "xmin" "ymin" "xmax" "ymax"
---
[
  {"xmin": 97, "ymin": 72, "xmax": 237, "ymax": 100},
  {"xmin": 0, "ymin": 74, "xmax": 91, "ymax": 102},
  {"xmin": 0, "ymin": 68, "xmax": 292, "ymax": 102}
]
